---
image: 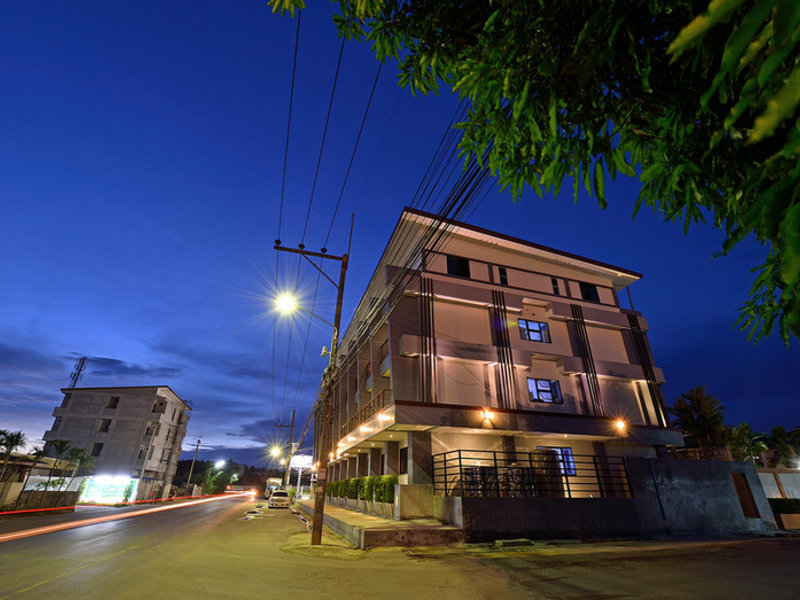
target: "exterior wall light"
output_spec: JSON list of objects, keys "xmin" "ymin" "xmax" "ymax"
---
[
  {"xmin": 615, "ymin": 419, "xmax": 627, "ymax": 432},
  {"xmin": 359, "ymin": 425, "xmax": 372, "ymax": 433},
  {"xmin": 377, "ymin": 413, "xmax": 391, "ymax": 422},
  {"xmin": 482, "ymin": 409, "xmax": 495, "ymax": 421}
]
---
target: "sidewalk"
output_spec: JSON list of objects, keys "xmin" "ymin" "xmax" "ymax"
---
[{"xmin": 294, "ymin": 499, "xmax": 464, "ymax": 549}]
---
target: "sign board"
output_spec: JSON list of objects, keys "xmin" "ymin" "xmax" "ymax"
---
[
  {"xmin": 80, "ymin": 476, "xmax": 139, "ymax": 504},
  {"xmin": 290, "ymin": 454, "xmax": 313, "ymax": 469}
]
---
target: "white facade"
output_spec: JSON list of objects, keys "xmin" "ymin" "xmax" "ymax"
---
[{"xmin": 43, "ymin": 386, "xmax": 191, "ymax": 497}]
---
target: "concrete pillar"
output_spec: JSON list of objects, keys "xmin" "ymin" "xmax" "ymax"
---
[
  {"xmin": 407, "ymin": 431, "xmax": 433, "ymax": 485},
  {"xmin": 501, "ymin": 435, "xmax": 517, "ymax": 465},
  {"xmin": 383, "ymin": 441, "xmax": 400, "ymax": 476},
  {"xmin": 346, "ymin": 456, "xmax": 357, "ymax": 479},
  {"xmin": 368, "ymin": 448, "xmax": 382, "ymax": 476},
  {"xmin": 357, "ymin": 452, "xmax": 368, "ymax": 477}
]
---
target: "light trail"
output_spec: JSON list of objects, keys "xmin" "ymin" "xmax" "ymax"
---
[{"xmin": 0, "ymin": 493, "xmax": 249, "ymax": 544}]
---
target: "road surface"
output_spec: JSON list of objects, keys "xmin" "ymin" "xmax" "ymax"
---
[{"xmin": 1, "ymin": 498, "xmax": 798, "ymax": 599}]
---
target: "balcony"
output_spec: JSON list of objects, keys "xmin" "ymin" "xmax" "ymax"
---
[
  {"xmin": 432, "ymin": 449, "xmax": 632, "ymax": 499},
  {"xmin": 340, "ymin": 389, "xmax": 392, "ymax": 438}
]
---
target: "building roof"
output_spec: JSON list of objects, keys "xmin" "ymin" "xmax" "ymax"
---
[
  {"xmin": 58, "ymin": 385, "xmax": 192, "ymax": 410},
  {"xmin": 403, "ymin": 207, "xmax": 643, "ymax": 279}
]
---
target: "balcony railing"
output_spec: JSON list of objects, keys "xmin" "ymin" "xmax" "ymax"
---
[
  {"xmin": 340, "ymin": 389, "xmax": 392, "ymax": 438},
  {"xmin": 432, "ymin": 450, "xmax": 632, "ymax": 499}
]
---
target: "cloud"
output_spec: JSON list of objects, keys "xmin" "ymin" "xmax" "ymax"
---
[{"xmin": 88, "ymin": 356, "xmax": 182, "ymax": 378}]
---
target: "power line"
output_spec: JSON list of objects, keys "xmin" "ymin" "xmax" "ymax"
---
[
  {"xmin": 278, "ymin": 11, "xmax": 302, "ymax": 241},
  {"xmin": 301, "ymin": 35, "xmax": 347, "ymax": 244},
  {"xmin": 324, "ymin": 63, "xmax": 382, "ymax": 245}
]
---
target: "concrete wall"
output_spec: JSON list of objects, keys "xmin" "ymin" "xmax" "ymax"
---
[{"xmin": 435, "ymin": 458, "xmax": 776, "ymax": 540}]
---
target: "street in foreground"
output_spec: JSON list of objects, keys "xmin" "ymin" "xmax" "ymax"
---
[{"xmin": 1, "ymin": 498, "xmax": 798, "ymax": 599}]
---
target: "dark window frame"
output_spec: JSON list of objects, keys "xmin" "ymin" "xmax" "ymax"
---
[
  {"xmin": 446, "ymin": 255, "xmax": 471, "ymax": 278},
  {"xmin": 498, "ymin": 267, "xmax": 508, "ymax": 286},
  {"xmin": 90, "ymin": 442, "xmax": 104, "ymax": 457},
  {"xmin": 527, "ymin": 378, "xmax": 562, "ymax": 404},
  {"xmin": 98, "ymin": 419, "xmax": 112, "ymax": 433},
  {"xmin": 106, "ymin": 396, "xmax": 120, "ymax": 409},
  {"xmin": 537, "ymin": 446, "xmax": 576, "ymax": 476},
  {"xmin": 551, "ymin": 277, "xmax": 560, "ymax": 295},
  {"xmin": 399, "ymin": 446, "xmax": 408, "ymax": 475},
  {"xmin": 519, "ymin": 319, "xmax": 551, "ymax": 343},
  {"xmin": 579, "ymin": 282, "xmax": 600, "ymax": 302}
]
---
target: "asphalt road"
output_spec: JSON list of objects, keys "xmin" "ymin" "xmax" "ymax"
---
[{"xmin": 2, "ymin": 499, "xmax": 798, "ymax": 600}]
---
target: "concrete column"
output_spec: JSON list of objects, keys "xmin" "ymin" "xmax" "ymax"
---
[
  {"xmin": 501, "ymin": 435, "xmax": 517, "ymax": 465},
  {"xmin": 357, "ymin": 452, "xmax": 368, "ymax": 477},
  {"xmin": 368, "ymin": 448, "xmax": 382, "ymax": 476},
  {"xmin": 346, "ymin": 456, "xmax": 357, "ymax": 479},
  {"xmin": 407, "ymin": 431, "xmax": 433, "ymax": 485},
  {"xmin": 383, "ymin": 441, "xmax": 400, "ymax": 476}
]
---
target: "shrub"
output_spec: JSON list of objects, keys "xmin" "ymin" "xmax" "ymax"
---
[
  {"xmin": 769, "ymin": 498, "xmax": 800, "ymax": 514},
  {"xmin": 377, "ymin": 475, "xmax": 397, "ymax": 503},
  {"xmin": 346, "ymin": 477, "xmax": 359, "ymax": 500},
  {"xmin": 327, "ymin": 480, "xmax": 337, "ymax": 498},
  {"xmin": 288, "ymin": 488, "xmax": 296, "ymax": 500}
]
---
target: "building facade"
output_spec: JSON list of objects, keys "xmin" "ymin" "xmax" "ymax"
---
[
  {"xmin": 316, "ymin": 209, "xmax": 776, "ymax": 537},
  {"xmin": 43, "ymin": 386, "xmax": 191, "ymax": 499}
]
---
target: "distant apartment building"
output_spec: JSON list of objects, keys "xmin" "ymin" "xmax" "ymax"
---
[
  {"xmin": 319, "ymin": 208, "xmax": 775, "ymax": 537},
  {"xmin": 43, "ymin": 386, "xmax": 191, "ymax": 499}
]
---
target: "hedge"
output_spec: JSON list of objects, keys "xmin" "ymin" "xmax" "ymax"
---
[
  {"xmin": 769, "ymin": 498, "xmax": 800, "ymax": 514},
  {"xmin": 327, "ymin": 474, "xmax": 397, "ymax": 503}
]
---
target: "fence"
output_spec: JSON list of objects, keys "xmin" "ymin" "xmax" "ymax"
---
[
  {"xmin": 432, "ymin": 449, "xmax": 632, "ymax": 499},
  {"xmin": 340, "ymin": 389, "xmax": 392, "ymax": 437}
]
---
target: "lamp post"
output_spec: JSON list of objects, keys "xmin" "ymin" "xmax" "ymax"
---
[{"xmin": 274, "ymin": 221, "xmax": 351, "ymax": 546}]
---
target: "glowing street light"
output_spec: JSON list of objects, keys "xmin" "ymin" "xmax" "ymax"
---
[
  {"xmin": 214, "ymin": 460, "xmax": 226, "ymax": 469},
  {"xmin": 270, "ymin": 446, "xmax": 282, "ymax": 458},
  {"xmin": 275, "ymin": 293, "xmax": 298, "ymax": 315}
]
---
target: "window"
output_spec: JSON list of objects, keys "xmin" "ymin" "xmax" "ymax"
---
[
  {"xmin": 551, "ymin": 277, "xmax": 560, "ymax": 295},
  {"xmin": 97, "ymin": 419, "xmax": 112, "ymax": 433},
  {"xmin": 527, "ymin": 378, "xmax": 562, "ymax": 403},
  {"xmin": 137, "ymin": 445, "xmax": 147, "ymax": 460},
  {"xmin": 498, "ymin": 267, "xmax": 508, "ymax": 286},
  {"xmin": 52, "ymin": 417, "xmax": 62, "ymax": 432},
  {"xmin": 106, "ymin": 396, "xmax": 120, "ymax": 409},
  {"xmin": 399, "ymin": 447, "xmax": 408, "ymax": 475},
  {"xmin": 61, "ymin": 394, "xmax": 71, "ymax": 408},
  {"xmin": 519, "ymin": 319, "xmax": 551, "ymax": 343},
  {"xmin": 579, "ymin": 282, "xmax": 600, "ymax": 302},
  {"xmin": 537, "ymin": 446, "xmax": 576, "ymax": 476},
  {"xmin": 90, "ymin": 443, "xmax": 104, "ymax": 457},
  {"xmin": 152, "ymin": 399, "xmax": 167, "ymax": 413},
  {"xmin": 446, "ymin": 255, "xmax": 470, "ymax": 278},
  {"xmin": 145, "ymin": 422, "xmax": 160, "ymax": 437}
]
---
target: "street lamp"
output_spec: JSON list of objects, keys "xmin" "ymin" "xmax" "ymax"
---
[
  {"xmin": 274, "ymin": 223, "xmax": 352, "ymax": 546},
  {"xmin": 214, "ymin": 460, "xmax": 226, "ymax": 469}
]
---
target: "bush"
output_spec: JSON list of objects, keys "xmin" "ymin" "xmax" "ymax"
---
[
  {"xmin": 376, "ymin": 475, "xmax": 397, "ymax": 503},
  {"xmin": 288, "ymin": 488, "xmax": 296, "ymax": 500},
  {"xmin": 362, "ymin": 476, "xmax": 378, "ymax": 501},
  {"xmin": 769, "ymin": 498, "xmax": 800, "ymax": 514},
  {"xmin": 346, "ymin": 478, "xmax": 360, "ymax": 500}
]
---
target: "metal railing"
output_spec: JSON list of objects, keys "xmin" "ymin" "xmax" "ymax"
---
[
  {"xmin": 432, "ymin": 450, "xmax": 632, "ymax": 499},
  {"xmin": 340, "ymin": 389, "xmax": 392, "ymax": 437}
]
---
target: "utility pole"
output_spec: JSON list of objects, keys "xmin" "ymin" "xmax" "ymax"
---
[
  {"xmin": 276, "ymin": 409, "xmax": 295, "ymax": 487},
  {"xmin": 274, "ymin": 215, "xmax": 352, "ymax": 546},
  {"xmin": 186, "ymin": 439, "xmax": 201, "ymax": 493}
]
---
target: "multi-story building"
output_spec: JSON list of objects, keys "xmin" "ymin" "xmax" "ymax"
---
[
  {"xmin": 317, "ymin": 208, "xmax": 775, "ymax": 538},
  {"xmin": 43, "ymin": 386, "xmax": 191, "ymax": 499}
]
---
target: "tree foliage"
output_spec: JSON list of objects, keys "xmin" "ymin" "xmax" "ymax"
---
[
  {"xmin": 670, "ymin": 386, "xmax": 728, "ymax": 446},
  {"xmin": 727, "ymin": 422, "xmax": 768, "ymax": 462},
  {"xmin": 270, "ymin": 0, "xmax": 800, "ymax": 343}
]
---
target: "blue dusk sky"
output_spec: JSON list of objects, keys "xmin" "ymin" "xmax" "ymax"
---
[{"xmin": 1, "ymin": 2, "xmax": 797, "ymax": 466}]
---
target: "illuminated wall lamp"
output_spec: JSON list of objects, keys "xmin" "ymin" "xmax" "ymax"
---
[
  {"xmin": 377, "ymin": 413, "xmax": 391, "ymax": 422},
  {"xmin": 360, "ymin": 425, "xmax": 372, "ymax": 433},
  {"xmin": 615, "ymin": 419, "xmax": 627, "ymax": 433},
  {"xmin": 482, "ymin": 409, "xmax": 495, "ymax": 421}
]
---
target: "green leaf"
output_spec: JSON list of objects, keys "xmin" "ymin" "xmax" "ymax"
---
[
  {"xmin": 593, "ymin": 159, "xmax": 606, "ymax": 208},
  {"xmin": 700, "ymin": 0, "xmax": 777, "ymax": 108},
  {"xmin": 668, "ymin": 0, "xmax": 748, "ymax": 58},
  {"xmin": 751, "ymin": 62, "xmax": 800, "ymax": 142}
]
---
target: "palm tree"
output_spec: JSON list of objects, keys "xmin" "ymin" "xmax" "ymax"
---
[
  {"xmin": 14, "ymin": 446, "xmax": 45, "ymax": 509},
  {"xmin": 41, "ymin": 440, "xmax": 73, "ymax": 498},
  {"xmin": 766, "ymin": 426, "xmax": 799, "ymax": 467},
  {"xmin": 0, "ymin": 430, "xmax": 27, "ymax": 487},
  {"xmin": 727, "ymin": 423, "xmax": 768, "ymax": 463},
  {"xmin": 60, "ymin": 447, "xmax": 94, "ymax": 494},
  {"xmin": 669, "ymin": 386, "xmax": 727, "ymax": 447}
]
